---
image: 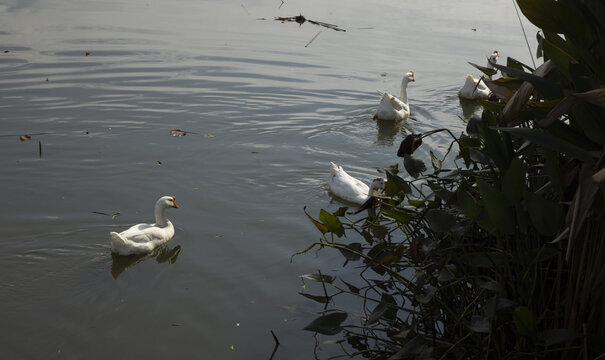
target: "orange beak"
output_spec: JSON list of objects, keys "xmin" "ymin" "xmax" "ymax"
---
[{"xmin": 172, "ymin": 196, "xmax": 179, "ymax": 208}]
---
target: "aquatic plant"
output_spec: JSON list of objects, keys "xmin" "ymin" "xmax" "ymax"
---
[{"xmin": 299, "ymin": 0, "xmax": 605, "ymax": 358}]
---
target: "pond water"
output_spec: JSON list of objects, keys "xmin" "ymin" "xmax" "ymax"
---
[{"xmin": 0, "ymin": 0, "xmax": 537, "ymax": 358}]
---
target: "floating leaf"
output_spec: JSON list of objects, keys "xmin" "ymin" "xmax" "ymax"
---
[
  {"xmin": 303, "ymin": 312, "xmax": 348, "ymax": 335},
  {"xmin": 299, "ymin": 292, "xmax": 331, "ymax": 304},
  {"xmin": 300, "ymin": 273, "xmax": 335, "ymax": 283},
  {"xmin": 205, "ymin": 133, "xmax": 215, "ymax": 138},
  {"xmin": 337, "ymin": 242, "xmax": 362, "ymax": 261},
  {"xmin": 170, "ymin": 129, "xmax": 187, "ymax": 136}
]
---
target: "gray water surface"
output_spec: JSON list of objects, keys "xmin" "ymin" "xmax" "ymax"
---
[{"xmin": 0, "ymin": 0, "xmax": 537, "ymax": 358}]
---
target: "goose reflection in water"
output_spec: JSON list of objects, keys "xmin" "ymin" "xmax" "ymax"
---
[{"xmin": 110, "ymin": 245, "xmax": 181, "ymax": 279}]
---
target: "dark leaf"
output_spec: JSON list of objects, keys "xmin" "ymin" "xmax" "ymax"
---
[
  {"xmin": 299, "ymin": 292, "xmax": 331, "ymax": 304},
  {"xmin": 502, "ymin": 157, "xmax": 527, "ymax": 205},
  {"xmin": 526, "ymin": 193, "xmax": 564, "ymax": 236},
  {"xmin": 337, "ymin": 242, "xmax": 362, "ymax": 261},
  {"xmin": 467, "ymin": 315, "xmax": 490, "ymax": 333},
  {"xmin": 513, "ymin": 306, "xmax": 536, "ymax": 337},
  {"xmin": 397, "ymin": 134, "xmax": 423, "ymax": 157},
  {"xmin": 538, "ymin": 328, "xmax": 581, "ymax": 346},
  {"xmin": 303, "ymin": 312, "xmax": 348, "ymax": 335},
  {"xmin": 425, "ymin": 209, "xmax": 456, "ymax": 233}
]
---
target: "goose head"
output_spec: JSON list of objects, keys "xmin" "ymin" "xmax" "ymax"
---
[
  {"xmin": 369, "ymin": 178, "xmax": 386, "ymax": 193},
  {"xmin": 404, "ymin": 71, "xmax": 415, "ymax": 84},
  {"xmin": 157, "ymin": 195, "xmax": 179, "ymax": 209}
]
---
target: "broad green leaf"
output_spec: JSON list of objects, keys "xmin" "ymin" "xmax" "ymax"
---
[
  {"xmin": 513, "ymin": 306, "xmax": 536, "ymax": 337},
  {"xmin": 303, "ymin": 312, "xmax": 348, "ymax": 335},
  {"xmin": 385, "ymin": 171, "xmax": 411, "ymax": 195},
  {"xmin": 299, "ymin": 292, "xmax": 331, "ymax": 304},
  {"xmin": 407, "ymin": 199, "xmax": 425, "ymax": 208},
  {"xmin": 541, "ymin": 37, "xmax": 577, "ymax": 80},
  {"xmin": 502, "ymin": 157, "xmax": 527, "ymax": 205},
  {"xmin": 319, "ymin": 209, "xmax": 344, "ymax": 237},
  {"xmin": 304, "ymin": 206, "xmax": 328, "ymax": 234},
  {"xmin": 382, "ymin": 207, "xmax": 414, "ymax": 225},
  {"xmin": 526, "ymin": 193, "xmax": 564, "ymax": 236}
]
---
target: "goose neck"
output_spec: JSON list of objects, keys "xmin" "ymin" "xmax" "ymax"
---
[
  {"xmin": 400, "ymin": 79, "xmax": 410, "ymax": 104},
  {"xmin": 155, "ymin": 205, "xmax": 169, "ymax": 227}
]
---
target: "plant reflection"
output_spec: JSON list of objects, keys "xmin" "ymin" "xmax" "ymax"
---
[{"xmin": 110, "ymin": 245, "xmax": 181, "ymax": 279}]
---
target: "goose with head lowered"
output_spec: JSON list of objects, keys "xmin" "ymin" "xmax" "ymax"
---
[
  {"xmin": 374, "ymin": 70, "xmax": 415, "ymax": 122},
  {"xmin": 110, "ymin": 196, "xmax": 179, "ymax": 256},
  {"xmin": 329, "ymin": 162, "xmax": 385, "ymax": 205}
]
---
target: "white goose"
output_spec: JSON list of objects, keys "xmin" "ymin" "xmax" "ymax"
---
[
  {"xmin": 374, "ymin": 71, "xmax": 415, "ymax": 122},
  {"xmin": 110, "ymin": 196, "xmax": 179, "ymax": 256},
  {"xmin": 458, "ymin": 75, "xmax": 491, "ymax": 100},
  {"xmin": 329, "ymin": 162, "xmax": 385, "ymax": 205}
]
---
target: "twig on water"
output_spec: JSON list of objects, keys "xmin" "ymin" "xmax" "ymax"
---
[
  {"xmin": 269, "ymin": 330, "xmax": 280, "ymax": 360},
  {"xmin": 38, "ymin": 141, "xmax": 42, "ymax": 158},
  {"xmin": 305, "ymin": 31, "xmax": 322, "ymax": 48}
]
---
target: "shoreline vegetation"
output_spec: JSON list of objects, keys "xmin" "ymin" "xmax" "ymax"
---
[{"xmin": 299, "ymin": 1, "xmax": 605, "ymax": 359}]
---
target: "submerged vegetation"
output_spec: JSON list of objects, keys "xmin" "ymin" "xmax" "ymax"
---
[{"xmin": 299, "ymin": 1, "xmax": 605, "ymax": 358}]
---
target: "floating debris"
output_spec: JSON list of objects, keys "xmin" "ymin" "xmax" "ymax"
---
[
  {"xmin": 205, "ymin": 133, "xmax": 215, "ymax": 138},
  {"xmin": 39, "ymin": 140, "xmax": 42, "ymax": 158},
  {"xmin": 305, "ymin": 31, "xmax": 322, "ymax": 47},
  {"xmin": 274, "ymin": 14, "xmax": 345, "ymax": 32},
  {"xmin": 156, "ymin": 161, "xmax": 162, "ymax": 166},
  {"xmin": 92, "ymin": 211, "xmax": 121, "ymax": 219},
  {"xmin": 19, "ymin": 134, "xmax": 32, "ymax": 141},
  {"xmin": 85, "ymin": 50, "xmax": 91, "ymax": 56},
  {"xmin": 170, "ymin": 129, "xmax": 187, "ymax": 136}
]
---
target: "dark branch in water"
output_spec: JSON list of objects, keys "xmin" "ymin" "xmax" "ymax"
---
[
  {"xmin": 305, "ymin": 31, "xmax": 322, "ymax": 47},
  {"xmin": 274, "ymin": 14, "xmax": 345, "ymax": 32}
]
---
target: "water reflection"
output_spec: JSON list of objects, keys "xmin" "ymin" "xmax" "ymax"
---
[
  {"xmin": 110, "ymin": 245, "xmax": 181, "ymax": 279},
  {"xmin": 375, "ymin": 119, "xmax": 413, "ymax": 146},
  {"xmin": 459, "ymin": 98, "xmax": 483, "ymax": 122}
]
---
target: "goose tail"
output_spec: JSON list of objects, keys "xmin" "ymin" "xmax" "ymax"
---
[
  {"xmin": 110, "ymin": 232, "xmax": 129, "ymax": 254},
  {"xmin": 330, "ymin": 162, "xmax": 341, "ymax": 177}
]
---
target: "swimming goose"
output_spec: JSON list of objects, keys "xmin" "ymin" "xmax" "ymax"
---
[
  {"xmin": 110, "ymin": 196, "xmax": 179, "ymax": 256},
  {"xmin": 458, "ymin": 75, "xmax": 490, "ymax": 100},
  {"xmin": 373, "ymin": 71, "xmax": 415, "ymax": 122},
  {"xmin": 329, "ymin": 162, "xmax": 385, "ymax": 205}
]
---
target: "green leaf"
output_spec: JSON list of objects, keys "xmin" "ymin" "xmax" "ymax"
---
[
  {"xmin": 382, "ymin": 207, "xmax": 414, "ymax": 225},
  {"xmin": 502, "ymin": 157, "xmax": 527, "ymax": 205},
  {"xmin": 319, "ymin": 209, "xmax": 344, "ymax": 237},
  {"xmin": 385, "ymin": 171, "xmax": 411, "ymax": 195},
  {"xmin": 526, "ymin": 193, "xmax": 564, "ymax": 236},
  {"xmin": 407, "ymin": 199, "xmax": 425, "ymax": 208},
  {"xmin": 299, "ymin": 292, "xmax": 331, "ymax": 304},
  {"xmin": 513, "ymin": 306, "xmax": 536, "ymax": 337},
  {"xmin": 303, "ymin": 312, "xmax": 348, "ymax": 335},
  {"xmin": 304, "ymin": 206, "xmax": 328, "ymax": 234}
]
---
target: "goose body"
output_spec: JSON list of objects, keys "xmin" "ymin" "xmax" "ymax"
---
[
  {"xmin": 110, "ymin": 196, "xmax": 179, "ymax": 256},
  {"xmin": 374, "ymin": 71, "xmax": 415, "ymax": 122},
  {"xmin": 329, "ymin": 162, "xmax": 385, "ymax": 205},
  {"xmin": 458, "ymin": 75, "xmax": 490, "ymax": 100}
]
